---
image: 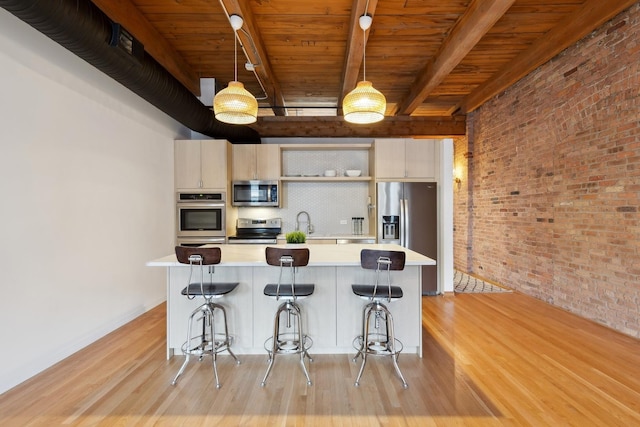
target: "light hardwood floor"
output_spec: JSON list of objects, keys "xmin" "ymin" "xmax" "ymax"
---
[{"xmin": 2, "ymin": 292, "xmax": 640, "ymax": 426}]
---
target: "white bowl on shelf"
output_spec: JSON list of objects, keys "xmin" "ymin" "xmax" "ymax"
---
[
  {"xmin": 324, "ymin": 169, "xmax": 337, "ymax": 177},
  {"xmin": 345, "ymin": 169, "xmax": 362, "ymax": 177}
]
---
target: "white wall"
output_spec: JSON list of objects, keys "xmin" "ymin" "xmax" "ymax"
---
[
  {"xmin": 0, "ymin": 9, "xmax": 185, "ymax": 393},
  {"xmin": 439, "ymin": 139, "xmax": 454, "ymax": 293}
]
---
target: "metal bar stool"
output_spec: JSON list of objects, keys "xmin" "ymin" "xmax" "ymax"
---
[
  {"xmin": 261, "ymin": 247, "xmax": 315, "ymax": 387},
  {"xmin": 352, "ymin": 249, "xmax": 408, "ymax": 388},
  {"xmin": 171, "ymin": 246, "xmax": 240, "ymax": 388}
]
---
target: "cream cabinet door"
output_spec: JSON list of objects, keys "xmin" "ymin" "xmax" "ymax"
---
[
  {"xmin": 405, "ymin": 139, "xmax": 436, "ymax": 179},
  {"xmin": 375, "ymin": 138, "xmax": 436, "ymax": 180},
  {"xmin": 231, "ymin": 144, "xmax": 256, "ymax": 181},
  {"xmin": 200, "ymin": 140, "xmax": 228, "ymax": 189},
  {"xmin": 255, "ymin": 144, "xmax": 280, "ymax": 179},
  {"xmin": 175, "ymin": 140, "xmax": 202, "ymax": 189},
  {"xmin": 175, "ymin": 139, "xmax": 228, "ymax": 190},
  {"xmin": 374, "ymin": 139, "xmax": 407, "ymax": 179},
  {"xmin": 232, "ymin": 144, "xmax": 280, "ymax": 180}
]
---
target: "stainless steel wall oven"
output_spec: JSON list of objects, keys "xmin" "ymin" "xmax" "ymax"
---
[{"xmin": 176, "ymin": 192, "xmax": 226, "ymax": 245}]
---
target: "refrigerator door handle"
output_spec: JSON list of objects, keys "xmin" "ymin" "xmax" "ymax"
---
[
  {"xmin": 403, "ymin": 198, "xmax": 410, "ymax": 248},
  {"xmin": 400, "ymin": 198, "xmax": 406, "ymax": 247}
]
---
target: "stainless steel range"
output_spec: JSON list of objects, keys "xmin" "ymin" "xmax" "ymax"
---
[{"xmin": 228, "ymin": 218, "xmax": 282, "ymax": 244}]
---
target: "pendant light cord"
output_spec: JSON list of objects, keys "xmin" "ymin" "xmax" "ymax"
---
[
  {"xmin": 234, "ymin": 30, "xmax": 238, "ymax": 82},
  {"xmin": 362, "ymin": 26, "xmax": 367, "ymax": 81},
  {"xmin": 363, "ymin": 0, "xmax": 370, "ymax": 81}
]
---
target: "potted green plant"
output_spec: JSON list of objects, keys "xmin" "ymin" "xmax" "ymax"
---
[{"xmin": 285, "ymin": 230, "xmax": 306, "ymax": 244}]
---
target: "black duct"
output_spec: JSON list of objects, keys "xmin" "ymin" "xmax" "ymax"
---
[{"xmin": 0, "ymin": 0, "xmax": 260, "ymax": 143}]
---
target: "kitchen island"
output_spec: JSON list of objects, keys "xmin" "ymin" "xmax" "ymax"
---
[{"xmin": 148, "ymin": 244, "xmax": 435, "ymax": 358}]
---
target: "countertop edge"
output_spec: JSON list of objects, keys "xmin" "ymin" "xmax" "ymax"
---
[{"xmin": 147, "ymin": 243, "xmax": 436, "ymax": 267}]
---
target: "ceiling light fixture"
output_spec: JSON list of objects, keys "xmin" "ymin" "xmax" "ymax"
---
[
  {"xmin": 343, "ymin": 14, "xmax": 386, "ymax": 124},
  {"xmin": 213, "ymin": 14, "xmax": 258, "ymax": 125}
]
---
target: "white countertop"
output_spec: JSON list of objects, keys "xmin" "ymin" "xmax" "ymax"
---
[{"xmin": 147, "ymin": 243, "xmax": 435, "ymax": 267}]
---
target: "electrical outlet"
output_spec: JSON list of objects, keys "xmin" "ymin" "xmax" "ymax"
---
[{"xmin": 340, "ymin": 219, "xmax": 347, "ymax": 225}]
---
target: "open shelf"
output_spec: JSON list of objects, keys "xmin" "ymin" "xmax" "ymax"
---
[{"xmin": 280, "ymin": 176, "xmax": 372, "ymax": 182}]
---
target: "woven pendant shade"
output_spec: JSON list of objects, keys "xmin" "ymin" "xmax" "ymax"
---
[
  {"xmin": 343, "ymin": 81, "xmax": 386, "ymax": 124},
  {"xmin": 213, "ymin": 81, "xmax": 258, "ymax": 125}
]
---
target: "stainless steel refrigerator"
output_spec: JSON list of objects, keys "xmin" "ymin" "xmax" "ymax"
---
[{"xmin": 377, "ymin": 182, "xmax": 438, "ymax": 295}]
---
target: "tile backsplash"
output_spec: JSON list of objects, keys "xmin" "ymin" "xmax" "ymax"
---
[
  {"xmin": 237, "ymin": 181, "xmax": 371, "ymax": 236},
  {"xmin": 235, "ymin": 146, "xmax": 373, "ymax": 236}
]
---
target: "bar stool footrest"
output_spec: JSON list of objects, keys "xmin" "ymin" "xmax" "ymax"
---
[
  {"xmin": 352, "ymin": 334, "xmax": 403, "ymax": 356},
  {"xmin": 264, "ymin": 333, "xmax": 313, "ymax": 355},
  {"xmin": 181, "ymin": 334, "xmax": 235, "ymax": 356}
]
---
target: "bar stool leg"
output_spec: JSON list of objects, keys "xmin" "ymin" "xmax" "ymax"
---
[
  {"xmin": 213, "ymin": 303, "xmax": 241, "ymax": 365},
  {"xmin": 385, "ymin": 308, "xmax": 408, "ymax": 388},
  {"xmin": 261, "ymin": 302, "xmax": 284, "ymax": 387},
  {"xmin": 352, "ymin": 303, "xmax": 370, "ymax": 363},
  {"xmin": 171, "ymin": 304, "xmax": 201, "ymax": 385},
  {"xmin": 207, "ymin": 306, "xmax": 221, "ymax": 389},
  {"xmin": 354, "ymin": 304, "xmax": 373, "ymax": 387},
  {"xmin": 291, "ymin": 302, "xmax": 312, "ymax": 385}
]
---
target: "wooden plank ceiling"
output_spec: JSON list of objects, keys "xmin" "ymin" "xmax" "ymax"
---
[{"xmin": 90, "ymin": 0, "xmax": 636, "ymax": 138}]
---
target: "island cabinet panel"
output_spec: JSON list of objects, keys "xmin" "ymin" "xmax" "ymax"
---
[
  {"xmin": 175, "ymin": 139, "xmax": 229, "ymax": 190},
  {"xmin": 231, "ymin": 143, "xmax": 280, "ymax": 181},
  {"xmin": 335, "ymin": 266, "xmax": 422, "ymax": 350},
  {"xmin": 375, "ymin": 138, "xmax": 437, "ymax": 180},
  {"xmin": 251, "ymin": 266, "xmax": 338, "ymax": 352},
  {"xmin": 167, "ymin": 265, "xmax": 254, "ymax": 354}
]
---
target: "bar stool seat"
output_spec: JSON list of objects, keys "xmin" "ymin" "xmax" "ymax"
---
[
  {"xmin": 261, "ymin": 247, "xmax": 314, "ymax": 387},
  {"xmin": 263, "ymin": 283, "xmax": 314, "ymax": 298},
  {"xmin": 182, "ymin": 283, "xmax": 238, "ymax": 297},
  {"xmin": 352, "ymin": 284, "xmax": 403, "ymax": 299},
  {"xmin": 171, "ymin": 246, "xmax": 240, "ymax": 388},
  {"xmin": 352, "ymin": 249, "xmax": 408, "ymax": 388}
]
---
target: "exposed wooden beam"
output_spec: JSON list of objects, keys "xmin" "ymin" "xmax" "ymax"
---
[
  {"xmin": 340, "ymin": 0, "xmax": 379, "ymax": 105},
  {"xmin": 250, "ymin": 116, "xmax": 466, "ymax": 138},
  {"xmin": 220, "ymin": 0, "xmax": 287, "ymax": 116},
  {"xmin": 90, "ymin": 0, "xmax": 201, "ymax": 95},
  {"xmin": 458, "ymin": 0, "xmax": 638, "ymax": 114},
  {"xmin": 395, "ymin": 0, "xmax": 515, "ymax": 116}
]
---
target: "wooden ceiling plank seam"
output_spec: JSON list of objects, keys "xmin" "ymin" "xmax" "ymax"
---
[
  {"xmin": 91, "ymin": 0, "xmax": 201, "ymax": 95},
  {"xmin": 395, "ymin": 0, "xmax": 516, "ymax": 116},
  {"xmin": 219, "ymin": 0, "xmax": 287, "ymax": 116},
  {"xmin": 459, "ymin": 0, "xmax": 639, "ymax": 114}
]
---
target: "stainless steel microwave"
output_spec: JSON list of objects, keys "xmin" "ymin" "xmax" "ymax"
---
[{"xmin": 232, "ymin": 180, "xmax": 279, "ymax": 207}]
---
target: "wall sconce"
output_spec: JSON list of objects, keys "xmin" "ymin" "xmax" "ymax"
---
[{"xmin": 453, "ymin": 167, "xmax": 462, "ymax": 184}]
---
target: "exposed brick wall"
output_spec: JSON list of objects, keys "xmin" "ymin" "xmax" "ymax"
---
[{"xmin": 454, "ymin": 3, "xmax": 640, "ymax": 337}]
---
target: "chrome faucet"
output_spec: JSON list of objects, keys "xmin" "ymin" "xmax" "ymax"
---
[{"xmin": 296, "ymin": 211, "xmax": 314, "ymax": 235}]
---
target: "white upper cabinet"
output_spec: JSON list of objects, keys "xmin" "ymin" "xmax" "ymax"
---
[
  {"xmin": 175, "ymin": 139, "xmax": 229, "ymax": 190},
  {"xmin": 374, "ymin": 138, "xmax": 437, "ymax": 180},
  {"xmin": 231, "ymin": 143, "xmax": 280, "ymax": 181}
]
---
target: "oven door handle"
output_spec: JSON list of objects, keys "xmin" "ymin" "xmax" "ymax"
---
[{"xmin": 177, "ymin": 202, "xmax": 225, "ymax": 208}]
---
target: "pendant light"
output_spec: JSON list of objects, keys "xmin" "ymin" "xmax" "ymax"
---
[
  {"xmin": 213, "ymin": 14, "xmax": 258, "ymax": 125},
  {"xmin": 343, "ymin": 14, "xmax": 386, "ymax": 124}
]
